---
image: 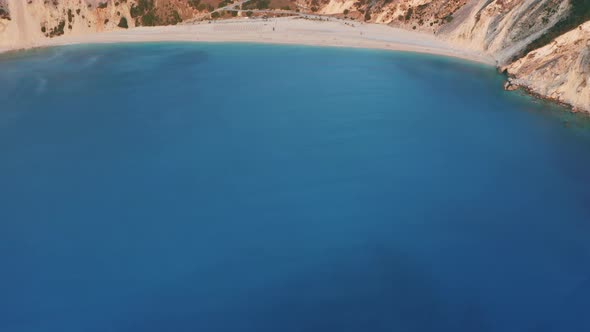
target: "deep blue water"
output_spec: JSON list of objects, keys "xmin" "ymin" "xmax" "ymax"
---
[{"xmin": 1, "ymin": 43, "xmax": 590, "ymax": 332}]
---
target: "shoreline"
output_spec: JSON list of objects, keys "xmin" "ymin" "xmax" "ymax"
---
[
  {"xmin": 3, "ymin": 17, "xmax": 583, "ymax": 113},
  {"xmin": 0, "ymin": 17, "xmax": 495, "ymax": 65},
  {"xmin": 507, "ymin": 80, "xmax": 587, "ymax": 116}
]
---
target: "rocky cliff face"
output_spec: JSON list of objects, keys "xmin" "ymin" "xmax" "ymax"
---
[
  {"xmin": 0, "ymin": 0, "xmax": 136, "ymax": 49},
  {"xmin": 1, "ymin": 0, "xmax": 589, "ymax": 112},
  {"xmin": 437, "ymin": 0, "xmax": 571, "ymax": 64},
  {"xmin": 505, "ymin": 20, "xmax": 590, "ymax": 112}
]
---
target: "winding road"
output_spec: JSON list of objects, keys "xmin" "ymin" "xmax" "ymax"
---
[
  {"xmin": 184, "ymin": 0, "xmax": 254, "ymax": 23},
  {"xmin": 183, "ymin": 0, "xmax": 330, "ymax": 23}
]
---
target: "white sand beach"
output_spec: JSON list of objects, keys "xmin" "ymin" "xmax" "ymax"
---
[{"xmin": 0, "ymin": 17, "xmax": 495, "ymax": 65}]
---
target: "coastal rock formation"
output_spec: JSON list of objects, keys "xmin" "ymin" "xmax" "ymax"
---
[
  {"xmin": 0, "ymin": 0, "xmax": 589, "ymax": 112},
  {"xmin": 505, "ymin": 21, "xmax": 590, "ymax": 112}
]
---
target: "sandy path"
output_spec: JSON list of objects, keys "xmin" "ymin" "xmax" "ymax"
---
[{"xmin": 8, "ymin": 0, "xmax": 27, "ymax": 43}]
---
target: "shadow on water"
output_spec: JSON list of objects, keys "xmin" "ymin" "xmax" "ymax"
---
[
  {"xmin": 111, "ymin": 243, "xmax": 498, "ymax": 332},
  {"xmin": 528, "ymin": 276, "xmax": 590, "ymax": 332}
]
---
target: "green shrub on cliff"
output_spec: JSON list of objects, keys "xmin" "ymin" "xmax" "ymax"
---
[
  {"xmin": 130, "ymin": 0, "xmax": 156, "ymax": 26},
  {"xmin": 188, "ymin": 0, "xmax": 201, "ymax": 10},
  {"xmin": 0, "ymin": 7, "xmax": 9, "ymax": 20},
  {"xmin": 130, "ymin": 0, "xmax": 183, "ymax": 26},
  {"xmin": 140, "ymin": 11, "xmax": 158, "ymax": 26},
  {"xmin": 49, "ymin": 20, "xmax": 66, "ymax": 37},
  {"xmin": 243, "ymin": 0, "xmax": 270, "ymax": 10},
  {"xmin": 168, "ymin": 10, "xmax": 182, "ymax": 25},
  {"xmin": 118, "ymin": 17, "xmax": 129, "ymax": 28},
  {"xmin": 130, "ymin": 0, "xmax": 155, "ymax": 18}
]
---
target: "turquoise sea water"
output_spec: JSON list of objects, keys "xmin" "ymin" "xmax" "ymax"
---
[{"xmin": 1, "ymin": 43, "xmax": 590, "ymax": 332}]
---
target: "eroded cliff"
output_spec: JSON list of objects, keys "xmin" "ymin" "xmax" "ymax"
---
[
  {"xmin": 438, "ymin": 0, "xmax": 571, "ymax": 64},
  {"xmin": 0, "ymin": 0, "xmax": 135, "ymax": 49},
  {"xmin": 506, "ymin": 20, "xmax": 590, "ymax": 112}
]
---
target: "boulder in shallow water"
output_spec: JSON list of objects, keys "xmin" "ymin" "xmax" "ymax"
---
[{"xmin": 504, "ymin": 81, "xmax": 519, "ymax": 91}]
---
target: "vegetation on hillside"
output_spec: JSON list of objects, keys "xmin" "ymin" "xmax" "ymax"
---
[
  {"xmin": 67, "ymin": 9, "xmax": 74, "ymax": 23},
  {"xmin": 0, "ymin": 3, "xmax": 9, "ymax": 20},
  {"xmin": 118, "ymin": 17, "xmax": 129, "ymax": 28},
  {"xmin": 218, "ymin": 0, "xmax": 234, "ymax": 8},
  {"xmin": 519, "ymin": 0, "xmax": 590, "ymax": 59},
  {"xmin": 188, "ymin": 0, "xmax": 214, "ymax": 12},
  {"xmin": 168, "ymin": 10, "xmax": 182, "ymax": 25},
  {"xmin": 46, "ymin": 20, "xmax": 66, "ymax": 37},
  {"xmin": 130, "ymin": 0, "xmax": 156, "ymax": 25},
  {"xmin": 130, "ymin": 0, "xmax": 182, "ymax": 26},
  {"xmin": 243, "ymin": 0, "xmax": 271, "ymax": 10}
]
